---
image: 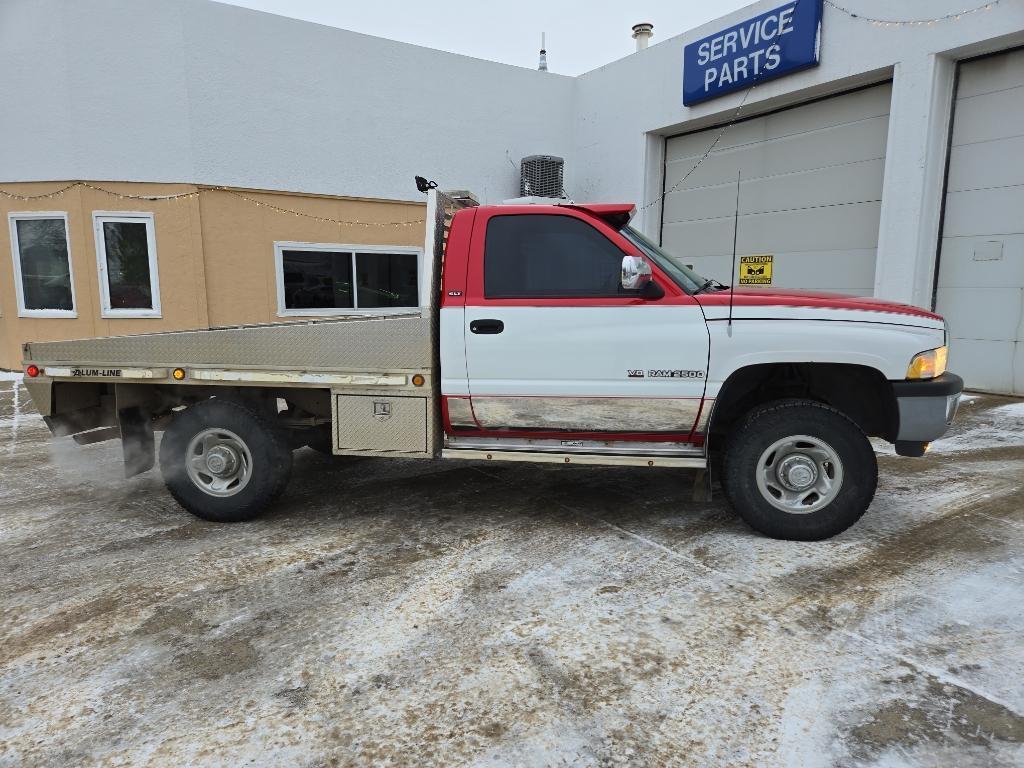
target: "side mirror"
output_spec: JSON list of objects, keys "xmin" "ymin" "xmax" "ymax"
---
[
  {"xmin": 621, "ymin": 254, "xmax": 663, "ymax": 299},
  {"xmin": 621, "ymin": 254, "xmax": 653, "ymax": 290}
]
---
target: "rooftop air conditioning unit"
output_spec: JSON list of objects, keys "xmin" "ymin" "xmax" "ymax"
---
[{"xmin": 520, "ymin": 155, "xmax": 565, "ymax": 199}]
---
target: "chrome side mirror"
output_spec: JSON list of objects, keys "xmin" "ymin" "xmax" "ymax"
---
[{"xmin": 621, "ymin": 254, "xmax": 653, "ymax": 290}]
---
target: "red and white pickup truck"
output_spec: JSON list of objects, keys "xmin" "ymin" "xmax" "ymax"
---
[{"xmin": 20, "ymin": 190, "xmax": 962, "ymax": 540}]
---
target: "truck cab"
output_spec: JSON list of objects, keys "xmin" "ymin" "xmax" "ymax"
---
[{"xmin": 436, "ymin": 199, "xmax": 961, "ymax": 539}]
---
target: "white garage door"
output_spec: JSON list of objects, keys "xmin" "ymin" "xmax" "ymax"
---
[
  {"xmin": 936, "ymin": 49, "xmax": 1024, "ymax": 395},
  {"xmin": 661, "ymin": 83, "xmax": 892, "ymax": 296}
]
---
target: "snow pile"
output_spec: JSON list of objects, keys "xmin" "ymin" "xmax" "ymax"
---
[{"xmin": 931, "ymin": 399, "xmax": 1024, "ymax": 454}]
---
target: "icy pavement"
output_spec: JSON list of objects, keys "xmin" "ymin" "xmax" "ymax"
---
[{"xmin": 0, "ymin": 380, "xmax": 1022, "ymax": 767}]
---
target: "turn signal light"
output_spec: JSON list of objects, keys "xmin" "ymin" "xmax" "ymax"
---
[
  {"xmin": 172, "ymin": 368, "xmax": 187, "ymax": 381},
  {"xmin": 25, "ymin": 364, "xmax": 40, "ymax": 378},
  {"xmin": 906, "ymin": 346, "xmax": 948, "ymax": 380},
  {"xmin": 412, "ymin": 374, "xmax": 425, "ymax": 387}
]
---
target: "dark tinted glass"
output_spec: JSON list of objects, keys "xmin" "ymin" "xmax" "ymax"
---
[
  {"xmin": 355, "ymin": 252, "xmax": 418, "ymax": 308},
  {"xmin": 102, "ymin": 221, "xmax": 153, "ymax": 309},
  {"xmin": 282, "ymin": 250, "xmax": 353, "ymax": 310},
  {"xmin": 15, "ymin": 218, "xmax": 73, "ymax": 311},
  {"xmin": 484, "ymin": 215, "xmax": 627, "ymax": 298}
]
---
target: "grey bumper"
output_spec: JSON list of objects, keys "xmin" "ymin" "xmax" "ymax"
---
[{"xmin": 892, "ymin": 373, "xmax": 964, "ymax": 442}]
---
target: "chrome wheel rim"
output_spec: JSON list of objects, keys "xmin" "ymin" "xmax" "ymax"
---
[
  {"xmin": 185, "ymin": 428, "xmax": 253, "ymax": 498},
  {"xmin": 755, "ymin": 434, "xmax": 843, "ymax": 515}
]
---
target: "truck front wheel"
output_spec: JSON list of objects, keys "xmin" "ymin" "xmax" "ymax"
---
[
  {"xmin": 159, "ymin": 399, "xmax": 293, "ymax": 523},
  {"xmin": 722, "ymin": 400, "xmax": 877, "ymax": 541}
]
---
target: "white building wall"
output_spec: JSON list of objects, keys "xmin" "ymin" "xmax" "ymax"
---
[
  {"xmin": 572, "ymin": 0, "xmax": 1024, "ymax": 305},
  {"xmin": 0, "ymin": 0, "xmax": 576, "ymax": 204},
  {"xmin": 4, "ymin": 0, "xmax": 1024, "ymax": 309}
]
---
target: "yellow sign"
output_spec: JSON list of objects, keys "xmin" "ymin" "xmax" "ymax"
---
[{"xmin": 738, "ymin": 254, "xmax": 773, "ymax": 285}]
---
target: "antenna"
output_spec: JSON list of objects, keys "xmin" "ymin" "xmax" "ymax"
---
[{"xmin": 728, "ymin": 170, "xmax": 741, "ymax": 331}]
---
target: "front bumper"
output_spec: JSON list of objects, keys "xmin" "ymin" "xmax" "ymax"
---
[{"xmin": 892, "ymin": 372, "xmax": 964, "ymax": 443}]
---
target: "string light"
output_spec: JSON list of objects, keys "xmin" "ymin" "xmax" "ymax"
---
[
  {"xmin": 639, "ymin": 83, "xmax": 757, "ymax": 212},
  {"xmin": 824, "ymin": 0, "xmax": 998, "ymax": 26},
  {"xmin": 0, "ymin": 0, "xmax": 1001, "ymax": 219},
  {"xmin": 639, "ymin": 0, "xmax": 999, "ymax": 214},
  {"xmin": 0, "ymin": 181, "xmax": 425, "ymax": 227},
  {"xmin": 214, "ymin": 188, "xmax": 424, "ymax": 227},
  {"xmin": 638, "ymin": 0, "xmax": 789, "ymax": 214},
  {"xmin": 0, "ymin": 182, "xmax": 81, "ymax": 201}
]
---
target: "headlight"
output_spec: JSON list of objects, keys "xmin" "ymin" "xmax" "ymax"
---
[{"xmin": 907, "ymin": 346, "xmax": 948, "ymax": 380}]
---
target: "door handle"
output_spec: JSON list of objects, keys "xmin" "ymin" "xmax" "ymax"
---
[{"xmin": 470, "ymin": 319, "xmax": 504, "ymax": 334}]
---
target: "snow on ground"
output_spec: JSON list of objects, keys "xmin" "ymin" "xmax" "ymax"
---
[
  {"xmin": 0, "ymin": 387, "xmax": 1022, "ymax": 767},
  {"xmin": 931, "ymin": 397, "xmax": 1024, "ymax": 453}
]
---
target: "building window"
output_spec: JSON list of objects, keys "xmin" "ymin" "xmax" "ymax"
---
[
  {"xmin": 484, "ymin": 214, "xmax": 629, "ymax": 299},
  {"xmin": 8, "ymin": 212, "xmax": 77, "ymax": 317},
  {"xmin": 93, "ymin": 212, "xmax": 161, "ymax": 318},
  {"xmin": 275, "ymin": 242, "xmax": 420, "ymax": 316}
]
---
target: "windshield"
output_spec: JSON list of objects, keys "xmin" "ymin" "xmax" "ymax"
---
[{"xmin": 621, "ymin": 226, "xmax": 710, "ymax": 295}]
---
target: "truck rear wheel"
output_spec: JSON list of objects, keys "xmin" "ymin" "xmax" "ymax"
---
[
  {"xmin": 159, "ymin": 398, "xmax": 293, "ymax": 523},
  {"xmin": 722, "ymin": 400, "xmax": 877, "ymax": 541}
]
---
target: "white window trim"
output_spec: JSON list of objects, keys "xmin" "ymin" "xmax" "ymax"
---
[
  {"xmin": 274, "ymin": 241, "xmax": 423, "ymax": 318},
  {"xmin": 8, "ymin": 211, "xmax": 78, "ymax": 318},
  {"xmin": 93, "ymin": 211, "xmax": 162, "ymax": 319}
]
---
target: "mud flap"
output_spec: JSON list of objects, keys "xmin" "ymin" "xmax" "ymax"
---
[{"xmin": 118, "ymin": 407, "xmax": 154, "ymax": 478}]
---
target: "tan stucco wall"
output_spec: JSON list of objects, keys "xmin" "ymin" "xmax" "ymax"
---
[
  {"xmin": 198, "ymin": 188, "xmax": 425, "ymax": 327},
  {"xmin": 0, "ymin": 181, "xmax": 426, "ymax": 369}
]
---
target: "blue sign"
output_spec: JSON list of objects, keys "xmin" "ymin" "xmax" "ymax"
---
[{"xmin": 683, "ymin": 0, "xmax": 823, "ymax": 106}]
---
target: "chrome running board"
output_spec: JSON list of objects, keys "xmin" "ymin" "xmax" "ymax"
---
[
  {"xmin": 445, "ymin": 435, "xmax": 704, "ymax": 458},
  {"xmin": 441, "ymin": 448, "xmax": 706, "ymax": 469}
]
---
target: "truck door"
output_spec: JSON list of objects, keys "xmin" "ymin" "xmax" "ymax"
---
[{"xmin": 462, "ymin": 209, "xmax": 710, "ymax": 438}]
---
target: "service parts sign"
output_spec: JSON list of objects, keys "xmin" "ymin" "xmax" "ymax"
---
[{"xmin": 683, "ymin": 0, "xmax": 823, "ymax": 106}]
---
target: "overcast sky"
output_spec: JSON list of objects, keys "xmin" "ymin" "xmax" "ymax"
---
[{"xmin": 215, "ymin": 0, "xmax": 753, "ymax": 76}]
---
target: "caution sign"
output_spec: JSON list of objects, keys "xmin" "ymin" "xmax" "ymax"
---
[{"xmin": 738, "ymin": 254, "xmax": 773, "ymax": 285}]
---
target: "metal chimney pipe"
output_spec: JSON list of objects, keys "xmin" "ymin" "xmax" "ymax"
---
[
  {"xmin": 632, "ymin": 23, "xmax": 654, "ymax": 51},
  {"xmin": 538, "ymin": 32, "xmax": 548, "ymax": 71}
]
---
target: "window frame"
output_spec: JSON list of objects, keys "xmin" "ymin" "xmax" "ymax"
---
[
  {"xmin": 274, "ymin": 241, "xmax": 423, "ymax": 318},
  {"xmin": 464, "ymin": 208, "xmax": 688, "ymax": 307},
  {"xmin": 8, "ymin": 211, "xmax": 78, "ymax": 318},
  {"xmin": 482, "ymin": 212, "xmax": 640, "ymax": 300},
  {"xmin": 93, "ymin": 211, "xmax": 162, "ymax": 319}
]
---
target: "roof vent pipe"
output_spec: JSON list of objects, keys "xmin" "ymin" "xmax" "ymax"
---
[
  {"xmin": 632, "ymin": 23, "xmax": 653, "ymax": 52},
  {"xmin": 538, "ymin": 32, "xmax": 548, "ymax": 71}
]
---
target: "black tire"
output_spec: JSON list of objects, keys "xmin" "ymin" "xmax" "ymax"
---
[
  {"xmin": 722, "ymin": 399, "xmax": 877, "ymax": 541},
  {"xmin": 159, "ymin": 398, "xmax": 293, "ymax": 523}
]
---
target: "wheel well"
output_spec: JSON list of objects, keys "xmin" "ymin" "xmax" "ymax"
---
[{"xmin": 709, "ymin": 363, "xmax": 898, "ymax": 444}]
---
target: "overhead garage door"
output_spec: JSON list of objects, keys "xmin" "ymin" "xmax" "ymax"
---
[
  {"xmin": 661, "ymin": 83, "xmax": 892, "ymax": 296},
  {"xmin": 935, "ymin": 49, "xmax": 1024, "ymax": 395}
]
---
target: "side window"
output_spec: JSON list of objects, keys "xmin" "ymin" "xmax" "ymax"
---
[
  {"xmin": 355, "ymin": 252, "xmax": 418, "ymax": 308},
  {"xmin": 94, "ymin": 212, "xmax": 161, "ymax": 318},
  {"xmin": 275, "ymin": 243, "xmax": 420, "ymax": 316},
  {"xmin": 281, "ymin": 249, "xmax": 354, "ymax": 311},
  {"xmin": 8, "ymin": 213, "xmax": 76, "ymax": 317},
  {"xmin": 484, "ymin": 214, "xmax": 629, "ymax": 298}
]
